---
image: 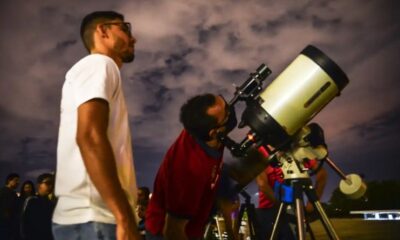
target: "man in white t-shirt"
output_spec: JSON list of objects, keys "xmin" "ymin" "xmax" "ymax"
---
[{"xmin": 52, "ymin": 11, "xmax": 141, "ymax": 240}]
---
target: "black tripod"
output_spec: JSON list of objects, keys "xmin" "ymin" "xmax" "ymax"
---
[
  {"xmin": 270, "ymin": 178, "xmax": 339, "ymax": 240},
  {"xmin": 235, "ymin": 190, "xmax": 259, "ymax": 240}
]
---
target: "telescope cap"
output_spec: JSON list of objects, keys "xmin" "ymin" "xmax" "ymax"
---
[{"xmin": 301, "ymin": 45, "xmax": 349, "ymax": 91}]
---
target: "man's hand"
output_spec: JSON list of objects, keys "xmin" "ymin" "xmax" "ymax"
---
[
  {"xmin": 163, "ymin": 213, "xmax": 189, "ymax": 240},
  {"xmin": 305, "ymin": 202, "xmax": 314, "ymax": 213},
  {"xmin": 256, "ymin": 170, "xmax": 278, "ymax": 204},
  {"xmin": 305, "ymin": 202, "xmax": 319, "ymax": 223},
  {"xmin": 116, "ymin": 217, "xmax": 142, "ymax": 240}
]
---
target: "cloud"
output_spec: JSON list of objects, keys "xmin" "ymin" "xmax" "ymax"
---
[{"xmin": 0, "ymin": 0, "xmax": 399, "ymax": 196}]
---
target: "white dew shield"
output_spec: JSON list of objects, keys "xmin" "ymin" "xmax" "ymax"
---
[{"xmin": 241, "ymin": 45, "xmax": 349, "ymax": 148}]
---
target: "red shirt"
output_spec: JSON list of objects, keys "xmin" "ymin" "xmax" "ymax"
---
[
  {"xmin": 258, "ymin": 159, "xmax": 317, "ymax": 208},
  {"xmin": 145, "ymin": 130, "xmax": 223, "ymax": 238}
]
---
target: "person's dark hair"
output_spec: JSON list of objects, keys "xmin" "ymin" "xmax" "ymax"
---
[
  {"xmin": 37, "ymin": 173, "xmax": 54, "ymax": 185},
  {"xmin": 80, "ymin": 11, "xmax": 124, "ymax": 52},
  {"xmin": 138, "ymin": 186, "xmax": 150, "ymax": 200},
  {"xmin": 20, "ymin": 180, "xmax": 35, "ymax": 197},
  {"xmin": 137, "ymin": 198, "xmax": 149, "ymax": 207},
  {"xmin": 5, "ymin": 173, "xmax": 19, "ymax": 184},
  {"xmin": 179, "ymin": 94, "xmax": 218, "ymax": 141}
]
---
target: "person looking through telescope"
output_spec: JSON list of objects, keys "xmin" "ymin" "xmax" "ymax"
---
[{"xmin": 145, "ymin": 93, "xmax": 237, "ymax": 240}]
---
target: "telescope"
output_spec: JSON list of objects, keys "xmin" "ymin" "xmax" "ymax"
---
[
  {"xmin": 223, "ymin": 45, "xmax": 348, "ymax": 151},
  {"xmin": 219, "ymin": 45, "xmax": 366, "ymax": 240}
]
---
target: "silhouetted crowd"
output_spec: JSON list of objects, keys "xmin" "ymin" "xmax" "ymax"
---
[
  {"xmin": 0, "ymin": 173, "xmax": 56, "ymax": 240},
  {"xmin": 0, "ymin": 172, "xmax": 151, "ymax": 240}
]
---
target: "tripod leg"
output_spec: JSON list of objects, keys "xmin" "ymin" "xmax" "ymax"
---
[
  {"xmin": 215, "ymin": 215, "xmax": 223, "ymax": 240},
  {"xmin": 292, "ymin": 181, "xmax": 306, "ymax": 240},
  {"xmin": 269, "ymin": 202, "xmax": 285, "ymax": 240},
  {"xmin": 313, "ymin": 201, "xmax": 340, "ymax": 240},
  {"xmin": 236, "ymin": 204, "xmax": 246, "ymax": 239},
  {"xmin": 246, "ymin": 202, "xmax": 259, "ymax": 240},
  {"xmin": 203, "ymin": 221, "xmax": 213, "ymax": 240},
  {"xmin": 295, "ymin": 197, "xmax": 306, "ymax": 240},
  {"xmin": 305, "ymin": 185, "xmax": 340, "ymax": 240}
]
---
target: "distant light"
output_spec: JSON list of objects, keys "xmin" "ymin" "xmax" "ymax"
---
[{"xmin": 350, "ymin": 210, "xmax": 400, "ymax": 221}]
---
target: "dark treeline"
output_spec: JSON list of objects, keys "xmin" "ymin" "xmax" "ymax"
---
[{"xmin": 324, "ymin": 180, "xmax": 400, "ymax": 217}]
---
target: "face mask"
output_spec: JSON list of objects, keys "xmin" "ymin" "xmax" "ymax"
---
[{"xmin": 224, "ymin": 105, "xmax": 237, "ymax": 134}]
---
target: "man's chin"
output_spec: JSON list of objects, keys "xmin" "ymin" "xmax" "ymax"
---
[{"xmin": 122, "ymin": 53, "xmax": 135, "ymax": 63}]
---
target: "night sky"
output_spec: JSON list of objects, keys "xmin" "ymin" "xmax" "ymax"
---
[{"xmin": 1, "ymin": 0, "xmax": 399, "ymax": 203}]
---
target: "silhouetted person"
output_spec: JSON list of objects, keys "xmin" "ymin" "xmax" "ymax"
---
[
  {"xmin": 137, "ymin": 199, "xmax": 148, "ymax": 239},
  {"xmin": 19, "ymin": 181, "xmax": 35, "ymax": 200},
  {"xmin": 136, "ymin": 187, "xmax": 150, "ymax": 239},
  {"xmin": 21, "ymin": 173, "xmax": 56, "ymax": 240},
  {"xmin": 0, "ymin": 173, "xmax": 20, "ymax": 240},
  {"xmin": 137, "ymin": 187, "xmax": 150, "ymax": 205},
  {"xmin": 16, "ymin": 180, "xmax": 35, "ymax": 240}
]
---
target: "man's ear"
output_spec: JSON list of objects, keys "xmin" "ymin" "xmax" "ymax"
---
[
  {"xmin": 209, "ymin": 128, "xmax": 219, "ymax": 139},
  {"xmin": 97, "ymin": 24, "xmax": 108, "ymax": 38},
  {"xmin": 208, "ymin": 128, "xmax": 216, "ymax": 139}
]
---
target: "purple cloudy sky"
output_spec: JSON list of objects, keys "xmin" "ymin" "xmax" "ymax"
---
[{"xmin": 1, "ymin": 0, "xmax": 399, "ymax": 202}]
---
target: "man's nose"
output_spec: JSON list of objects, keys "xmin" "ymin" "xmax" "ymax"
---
[{"xmin": 130, "ymin": 35, "xmax": 137, "ymax": 44}]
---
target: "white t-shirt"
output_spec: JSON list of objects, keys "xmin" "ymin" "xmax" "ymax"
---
[{"xmin": 53, "ymin": 54, "xmax": 137, "ymax": 224}]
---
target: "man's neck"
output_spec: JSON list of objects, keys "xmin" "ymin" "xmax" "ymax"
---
[
  {"xmin": 90, "ymin": 50, "xmax": 122, "ymax": 69},
  {"xmin": 205, "ymin": 138, "xmax": 222, "ymax": 150}
]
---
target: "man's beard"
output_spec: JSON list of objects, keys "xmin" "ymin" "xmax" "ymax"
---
[
  {"xmin": 114, "ymin": 38, "xmax": 135, "ymax": 63},
  {"xmin": 121, "ymin": 51, "xmax": 135, "ymax": 63}
]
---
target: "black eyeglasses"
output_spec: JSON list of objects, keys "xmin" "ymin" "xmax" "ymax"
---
[{"xmin": 102, "ymin": 22, "xmax": 132, "ymax": 35}]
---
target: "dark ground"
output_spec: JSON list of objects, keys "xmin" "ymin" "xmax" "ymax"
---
[{"xmin": 307, "ymin": 218, "xmax": 400, "ymax": 240}]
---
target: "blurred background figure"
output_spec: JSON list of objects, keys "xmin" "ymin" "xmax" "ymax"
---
[
  {"xmin": 137, "ymin": 186, "xmax": 150, "ymax": 239},
  {"xmin": 15, "ymin": 180, "xmax": 36, "ymax": 240},
  {"xmin": 20, "ymin": 173, "xmax": 56, "ymax": 240},
  {"xmin": 0, "ymin": 173, "xmax": 20, "ymax": 240},
  {"xmin": 137, "ymin": 186, "xmax": 150, "ymax": 204},
  {"xmin": 19, "ymin": 181, "xmax": 35, "ymax": 200},
  {"xmin": 137, "ymin": 198, "xmax": 148, "ymax": 239}
]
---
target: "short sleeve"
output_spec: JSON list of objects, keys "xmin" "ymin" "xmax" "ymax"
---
[{"xmin": 71, "ymin": 56, "xmax": 119, "ymax": 107}]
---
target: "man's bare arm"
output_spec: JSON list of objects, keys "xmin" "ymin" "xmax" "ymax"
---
[
  {"xmin": 306, "ymin": 164, "xmax": 328, "ymax": 213},
  {"xmin": 76, "ymin": 98, "xmax": 140, "ymax": 240},
  {"xmin": 163, "ymin": 213, "xmax": 189, "ymax": 240},
  {"xmin": 256, "ymin": 171, "xmax": 277, "ymax": 204},
  {"xmin": 314, "ymin": 166, "xmax": 328, "ymax": 199}
]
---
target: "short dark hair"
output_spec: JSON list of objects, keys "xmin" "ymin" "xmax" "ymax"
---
[
  {"xmin": 5, "ymin": 173, "xmax": 19, "ymax": 184},
  {"xmin": 80, "ymin": 11, "xmax": 124, "ymax": 52},
  {"xmin": 179, "ymin": 94, "xmax": 218, "ymax": 141},
  {"xmin": 37, "ymin": 173, "xmax": 54, "ymax": 185},
  {"xmin": 138, "ymin": 186, "xmax": 150, "ymax": 200}
]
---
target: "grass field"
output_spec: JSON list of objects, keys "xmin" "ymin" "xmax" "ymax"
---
[
  {"xmin": 210, "ymin": 217, "xmax": 400, "ymax": 239},
  {"xmin": 307, "ymin": 218, "xmax": 400, "ymax": 240}
]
